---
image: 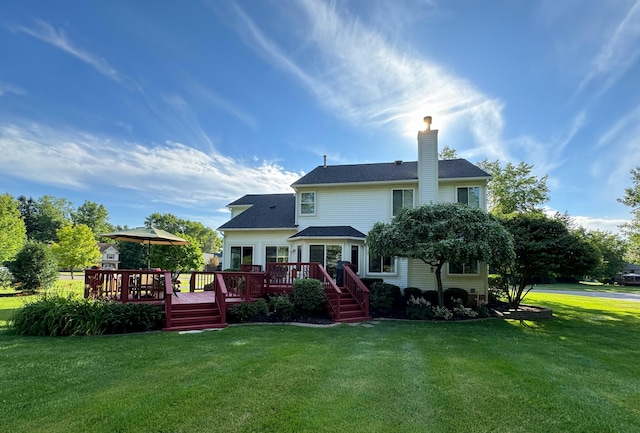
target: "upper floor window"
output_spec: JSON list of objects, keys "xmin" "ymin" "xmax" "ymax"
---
[
  {"xmin": 448, "ymin": 260, "xmax": 479, "ymax": 275},
  {"xmin": 300, "ymin": 192, "xmax": 316, "ymax": 215},
  {"xmin": 457, "ymin": 187, "xmax": 480, "ymax": 209},
  {"xmin": 106, "ymin": 254, "xmax": 115, "ymax": 260},
  {"xmin": 392, "ymin": 189, "xmax": 414, "ymax": 215}
]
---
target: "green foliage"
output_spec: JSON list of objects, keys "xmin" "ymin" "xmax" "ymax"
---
[
  {"xmin": 228, "ymin": 299, "xmax": 269, "ymax": 323},
  {"xmin": 438, "ymin": 145, "xmax": 458, "ymax": 160},
  {"xmin": 443, "ymin": 287, "xmax": 469, "ymax": 308},
  {"xmin": 8, "ymin": 240, "xmax": 58, "ymax": 292},
  {"xmin": 145, "ymin": 213, "xmax": 222, "ymax": 253},
  {"xmin": 574, "ymin": 228, "xmax": 626, "ymax": 282},
  {"xmin": 0, "ymin": 194, "xmax": 27, "ymax": 263},
  {"xmin": 477, "ymin": 160, "xmax": 550, "ymax": 214},
  {"xmin": 422, "ymin": 290, "xmax": 440, "ymax": 306},
  {"xmin": 292, "ymin": 278, "xmax": 326, "ymax": 317},
  {"xmin": 360, "ymin": 277, "xmax": 384, "ymax": 288},
  {"xmin": 432, "ymin": 305, "xmax": 453, "ymax": 320},
  {"xmin": 618, "ymin": 166, "xmax": 640, "ymax": 263},
  {"xmin": 150, "ymin": 233, "xmax": 205, "ymax": 273},
  {"xmin": 497, "ymin": 213, "xmax": 598, "ymax": 308},
  {"xmin": 117, "ymin": 241, "xmax": 147, "ymax": 269},
  {"xmin": 72, "ymin": 201, "xmax": 113, "ymax": 241},
  {"xmin": 11, "ymin": 294, "xmax": 163, "ymax": 336},
  {"xmin": 405, "ymin": 296, "xmax": 433, "ymax": 320},
  {"xmin": 369, "ymin": 281, "xmax": 401, "ymax": 316},
  {"xmin": 21, "ymin": 195, "xmax": 74, "ymax": 243},
  {"xmin": 51, "ymin": 224, "xmax": 102, "ymax": 277},
  {"xmin": 268, "ymin": 294, "xmax": 295, "ymax": 322},
  {"xmin": 367, "ymin": 202, "xmax": 515, "ymax": 306},
  {"xmin": 403, "ymin": 287, "xmax": 424, "ymax": 301}
]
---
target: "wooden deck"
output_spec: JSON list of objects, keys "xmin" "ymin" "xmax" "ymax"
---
[{"xmin": 85, "ymin": 263, "xmax": 370, "ymax": 331}]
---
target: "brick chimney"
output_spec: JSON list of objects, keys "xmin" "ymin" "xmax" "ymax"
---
[{"xmin": 417, "ymin": 116, "xmax": 438, "ymax": 204}]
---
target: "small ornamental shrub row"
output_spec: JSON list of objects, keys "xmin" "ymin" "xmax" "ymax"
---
[
  {"xmin": 11, "ymin": 294, "xmax": 164, "ymax": 336},
  {"xmin": 228, "ymin": 299, "xmax": 269, "ymax": 323}
]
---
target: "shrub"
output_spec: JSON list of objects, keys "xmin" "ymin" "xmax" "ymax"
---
[
  {"xmin": 268, "ymin": 294, "xmax": 295, "ymax": 322},
  {"xmin": 488, "ymin": 274, "xmax": 508, "ymax": 303},
  {"xmin": 228, "ymin": 299, "xmax": 269, "ymax": 323},
  {"xmin": 443, "ymin": 288, "xmax": 469, "ymax": 308},
  {"xmin": 453, "ymin": 304, "xmax": 479, "ymax": 318},
  {"xmin": 11, "ymin": 294, "xmax": 163, "ymax": 336},
  {"xmin": 369, "ymin": 282, "xmax": 401, "ymax": 316},
  {"xmin": 360, "ymin": 278, "xmax": 384, "ymax": 288},
  {"xmin": 403, "ymin": 287, "xmax": 424, "ymax": 301},
  {"xmin": 292, "ymin": 279, "xmax": 326, "ymax": 317},
  {"xmin": 8, "ymin": 240, "xmax": 58, "ymax": 292},
  {"xmin": 432, "ymin": 305, "xmax": 453, "ymax": 320},
  {"xmin": 423, "ymin": 290, "xmax": 440, "ymax": 307},
  {"xmin": 405, "ymin": 296, "xmax": 432, "ymax": 320}
]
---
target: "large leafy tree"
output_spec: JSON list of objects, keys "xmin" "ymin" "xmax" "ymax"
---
[
  {"xmin": 0, "ymin": 194, "xmax": 27, "ymax": 264},
  {"xmin": 145, "ymin": 213, "xmax": 222, "ymax": 253},
  {"xmin": 574, "ymin": 228, "xmax": 627, "ymax": 282},
  {"xmin": 72, "ymin": 201, "xmax": 113, "ymax": 240},
  {"xmin": 117, "ymin": 241, "xmax": 147, "ymax": 270},
  {"xmin": 367, "ymin": 203, "xmax": 515, "ymax": 306},
  {"xmin": 149, "ymin": 233, "xmax": 205, "ymax": 279},
  {"xmin": 51, "ymin": 224, "xmax": 102, "ymax": 279},
  {"xmin": 17, "ymin": 196, "xmax": 39, "ymax": 238},
  {"xmin": 618, "ymin": 166, "xmax": 640, "ymax": 263},
  {"xmin": 497, "ymin": 213, "xmax": 598, "ymax": 308},
  {"xmin": 8, "ymin": 240, "xmax": 58, "ymax": 292},
  {"xmin": 438, "ymin": 146, "xmax": 458, "ymax": 160},
  {"xmin": 18, "ymin": 195, "xmax": 73, "ymax": 243},
  {"xmin": 477, "ymin": 160, "xmax": 550, "ymax": 215}
]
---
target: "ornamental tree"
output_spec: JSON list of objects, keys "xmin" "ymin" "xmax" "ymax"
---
[
  {"xmin": 8, "ymin": 240, "xmax": 58, "ymax": 292},
  {"xmin": 367, "ymin": 203, "xmax": 515, "ymax": 306},
  {"xmin": 496, "ymin": 213, "xmax": 598, "ymax": 308},
  {"xmin": 51, "ymin": 224, "xmax": 102, "ymax": 279}
]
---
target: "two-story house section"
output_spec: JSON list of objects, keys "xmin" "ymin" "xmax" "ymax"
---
[{"xmin": 218, "ymin": 117, "xmax": 491, "ymax": 297}]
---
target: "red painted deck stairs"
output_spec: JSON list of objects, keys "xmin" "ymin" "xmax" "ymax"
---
[
  {"xmin": 335, "ymin": 290, "xmax": 370, "ymax": 323},
  {"xmin": 163, "ymin": 300, "xmax": 225, "ymax": 332}
]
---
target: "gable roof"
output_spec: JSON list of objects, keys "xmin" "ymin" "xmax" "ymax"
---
[
  {"xmin": 289, "ymin": 226, "xmax": 366, "ymax": 240},
  {"xmin": 98, "ymin": 242, "xmax": 119, "ymax": 253},
  {"xmin": 292, "ymin": 159, "xmax": 489, "ymax": 186},
  {"xmin": 218, "ymin": 194, "xmax": 296, "ymax": 230}
]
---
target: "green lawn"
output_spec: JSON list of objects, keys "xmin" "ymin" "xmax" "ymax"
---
[
  {"xmin": 1, "ymin": 291, "xmax": 639, "ymax": 432},
  {"xmin": 532, "ymin": 281, "xmax": 640, "ymax": 293}
]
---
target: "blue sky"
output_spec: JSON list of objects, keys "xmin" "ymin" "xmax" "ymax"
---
[{"xmin": 1, "ymin": 0, "xmax": 639, "ymax": 234}]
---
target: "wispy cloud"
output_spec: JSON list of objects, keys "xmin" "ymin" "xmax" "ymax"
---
[
  {"xmin": 217, "ymin": 0, "xmax": 510, "ymax": 160},
  {"xmin": 0, "ymin": 121, "xmax": 301, "ymax": 209},
  {"xmin": 13, "ymin": 19, "xmax": 138, "ymax": 89},
  {"xmin": 577, "ymin": 0, "xmax": 640, "ymax": 97},
  {"xmin": 0, "ymin": 82, "xmax": 25, "ymax": 96}
]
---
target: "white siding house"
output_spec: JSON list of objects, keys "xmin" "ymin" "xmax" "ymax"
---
[{"xmin": 219, "ymin": 118, "xmax": 491, "ymax": 299}]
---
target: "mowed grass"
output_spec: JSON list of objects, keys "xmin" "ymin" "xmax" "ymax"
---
[
  {"xmin": 532, "ymin": 281, "xmax": 640, "ymax": 294},
  {"xmin": 1, "ymin": 291, "xmax": 639, "ymax": 433}
]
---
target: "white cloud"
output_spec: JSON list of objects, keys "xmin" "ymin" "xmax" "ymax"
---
[
  {"xmin": 0, "ymin": 122, "xmax": 301, "ymax": 207},
  {"xmin": 13, "ymin": 19, "xmax": 138, "ymax": 90},
  {"xmin": 0, "ymin": 82, "xmax": 25, "ymax": 96},
  {"xmin": 219, "ymin": 0, "xmax": 510, "ymax": 160}
]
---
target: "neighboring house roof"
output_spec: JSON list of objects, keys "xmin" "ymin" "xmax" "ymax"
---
[
  {"xmin": 218, "ymin": 194, "xmax": 296, "ymax": 230},
  {"xmin": 292, "ymin": 159, "xmax": 489, "ymax": 186},
  {"xmin": 289, "ymin": 226, "xmax": 367, "ymax": 240},
  {"xmin": 98, "ymin": 242, "xmax": 119, "ymax": 253}
]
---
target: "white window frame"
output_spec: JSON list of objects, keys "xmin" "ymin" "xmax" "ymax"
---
[
  {"xmin": 300, "ymin": 191, "xmax": 316, "ymax": 216},
  {"xmin": 230, "ymin": 246, "xmax": 254, "ymax": 269},
  {"xmin": 265, "ymin": 246, "xmax": 289, "ymax": 264},
  {"xmin": 367, "ymin": 252, "xmax": 397, "ymax": 275},
  {"xmin": 392, "ymin": 188, "xmax": 415, "ymax": 215},
  {"xmin": 447, "ymin": 260, "xmax": 480, "ymax": 276},
  {"xmin": 457, "ymin": 186, "xmax": 480, "ymax": 209}
]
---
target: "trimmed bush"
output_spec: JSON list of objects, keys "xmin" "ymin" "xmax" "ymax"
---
[
  {"xmin": 360, "ymin": 278, "xmax": 384, "ymax": 289},
  {"xmin": 11, "ymin": 294, "xmax": 163, "ymax": 336},
  {"xmin": 268, "ymin": 294, "xmax": 295, "ymax": 322},
  {"xmin": 405, "ymin": 295, "xmax": 433, "ymax": 320},
  {"xmin": 403, "ymin": 287, "xmax": 424, "ymax": 301},
  {"xmin": 369, "ymin": 282, "xmax": 401, "ymax": 316},
  {"xmin": 443, "ymin": 287, "xmax": 469, "ymax": 309},
  {"xmin": 228, "ymin": 299, "xmax": 269, "ymax": 323},
  {"xmin": 293, "ymin": 278, "xmax": 326, "ymax": 317},
  {"xmin": 423, "ymin": 290, "xmax": 439, "ymax": 307}
]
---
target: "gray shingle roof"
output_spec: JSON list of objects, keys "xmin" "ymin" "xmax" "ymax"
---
[
  {"xmin": 292, "ymin": 159, "xmax": 489, "ymax": 186},
  {"xmin": 218, "ymin": 194, "xmax": 296, "ymax": 230},
  {"xmin": 289, "ymin": 226, "xmax": 366, "ymax": 239}
]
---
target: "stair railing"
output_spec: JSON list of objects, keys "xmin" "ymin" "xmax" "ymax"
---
[{"xmin": 342, "ymin": 265, "xmax": 369, "ymax": 316}]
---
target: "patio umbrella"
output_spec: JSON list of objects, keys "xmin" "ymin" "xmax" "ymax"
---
[{"xmin": 102, "ymin": 227, "xmax": 189, "ymax": 268}]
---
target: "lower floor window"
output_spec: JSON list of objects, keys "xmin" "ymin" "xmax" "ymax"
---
[
  {"xmin": 266, "ymin": 246, "xmax": 289, "ymax": 263},
  {"xmin": 230, "ymin": 246, "xmax": 253, "ymax": 269},
  {"xmin": 368, "ymin": 253, "xmax": 395, "ymax": 273},
  {"xmin": 448, "ymin": 260, "xmax": 479, "ymax": 275}
]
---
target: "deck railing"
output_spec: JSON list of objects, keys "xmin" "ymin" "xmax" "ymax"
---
[
  {"xmin": 85, "ymin": 269, "xmax": 169, "ymax": 302},
  {"xmin": 343, "ymin": 265, "xmax": 369, "ymax": 315},
  {"xmin": 214, "ymin": 273, "xmax": 228, "ymax": 324}
]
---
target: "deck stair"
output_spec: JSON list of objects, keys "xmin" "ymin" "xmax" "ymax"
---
[
  {"xmin": 336, "ymin": 290, "xmax": 370, "ymax": 323},
  {"xmin": 163, "ymin": 299, "xmax": 226, "ymax": 332}
]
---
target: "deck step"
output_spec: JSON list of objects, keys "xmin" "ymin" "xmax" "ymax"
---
[{"xmin": 165, "ymin": 302, "xmax": 226, "ymax": 331}]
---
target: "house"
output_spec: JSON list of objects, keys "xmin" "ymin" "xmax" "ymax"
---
[
  {"xmin": 98, "ymin": 243, "xmax": 120, "ymax": 270},
  {"xmin": 218, "ymin": 117, "xmax": 492, "ymax": 301}
]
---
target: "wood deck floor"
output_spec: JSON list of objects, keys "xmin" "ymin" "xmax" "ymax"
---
[{"xmin": 170, "ymin": 291, "xmax": 216, "ymax": 305}]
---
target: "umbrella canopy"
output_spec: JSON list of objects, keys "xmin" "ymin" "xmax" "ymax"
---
[{"xmin": 102, "ymin": 227, "xmax": 189, "ymax": 268}]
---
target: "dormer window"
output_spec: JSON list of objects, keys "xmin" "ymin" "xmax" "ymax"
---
[
  {"xmin": 300, "ymin": 192, "xmax": 316, "ymax": 215},
  {"xmin": 457, "ymin": 187, "xmax": 480, "ymax": 209}
]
